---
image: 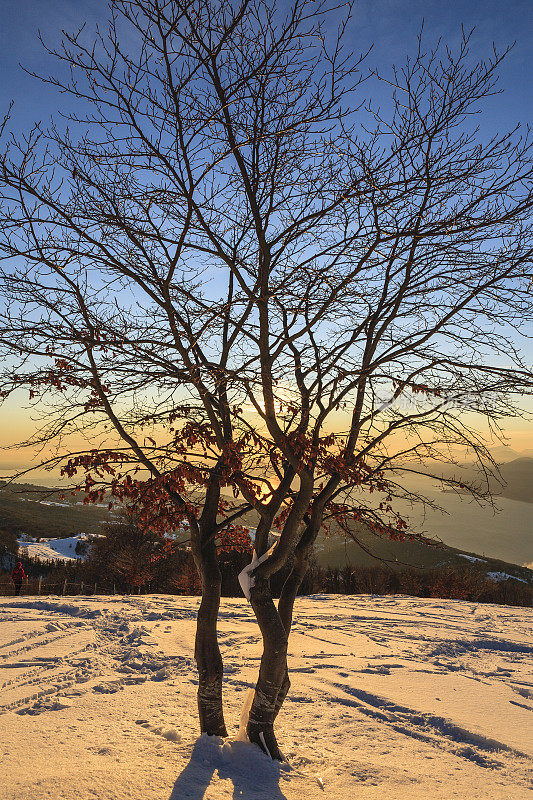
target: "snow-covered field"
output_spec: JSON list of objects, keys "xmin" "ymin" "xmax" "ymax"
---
[
  {"xmin": 16, "ymin": 534, "xmax": 88, "ymax": 562},
  {"xmin": 0, "ymin": 594, "xmax": 531, "ymax": 799}
]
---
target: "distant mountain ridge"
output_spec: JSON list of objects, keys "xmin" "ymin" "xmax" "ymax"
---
[{"xmin": 429, "ymin": 456, "xmax": 533, "ymax": 505}]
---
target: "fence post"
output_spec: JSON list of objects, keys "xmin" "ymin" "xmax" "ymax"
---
[
  {"xmin": 94, "ymin": 582, "xmax": 97, "ymax": 596},
  {"xmin": 113, "ymin": 583, "xmax": 116, "ymax": 595},
  {"xmin": 62, "ymin": 577, "xmax": 67, "ymax": 596},
  {"xmin": 38, "ymin": 576, "xmax": 42, "ymax": 595},
  {"xmin": 80, "ymin": 581, "xmax": 84, "ymax": 595}
]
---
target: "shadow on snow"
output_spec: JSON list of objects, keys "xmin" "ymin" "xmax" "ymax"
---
[{"xmin": 169, "ymin": 735, "xmax": 289, "ymax": 800}]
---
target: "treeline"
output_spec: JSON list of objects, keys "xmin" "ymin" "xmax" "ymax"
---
[
  {"xmin": 1, "ymin": 558, "xmax": 531, "ymax": 608},
  {"xmin": 295, "ymin": 564, "xmax": 532, "ymax": 607},
  {"xmin": 1, "ymin": 522, "xmax": 530, "ymax": 607}
]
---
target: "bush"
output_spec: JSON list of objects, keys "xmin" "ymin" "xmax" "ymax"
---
[
  {"xmin": 81, "ymin": 520, "xmax": 251, "ymax": 595},
  {"xmin": 0, "ymin": 527, "xmax": 18, "ymax": 560},
  {"xmin": 84, "ymin": 521, "xmax": 192, "ymax": 593}
]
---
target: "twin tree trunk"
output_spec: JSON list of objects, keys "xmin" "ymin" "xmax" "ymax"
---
[
  {"xmin": 192, "ymin": 515, "xmax": 314, "ymax": 756},
  {"xmin": 246, "ymin": 539, "xmax": 313, "ymax": 760},
  {"xmin": 246, "ymin": 577, "xmax": 290, "ymax": 760}
]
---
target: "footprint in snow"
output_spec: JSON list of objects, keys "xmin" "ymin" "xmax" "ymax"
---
[
  {"xmin": 93, "ymin": 681, "xmax": 123, "ymax": 693},
  {"xmin": 135, "ymin": 719, "xmax": 181, "ymax": 742}
]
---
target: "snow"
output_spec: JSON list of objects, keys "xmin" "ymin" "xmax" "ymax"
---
[
  {"xmin": 457, "ymin": 554, "xmax": 487, "ymax": 563},
  {"xmin": 238, "ymin": 543, "xmax": 276, "ymax": 600},
  {"xmin": 17, "ymin": 533, "xmax": 104, "ymax": 562},
  {"xmin": 486, "ymin": 571, "xmax": 528, "ymax": 584},
  {"xmin": 16, "ymin": 534, "xmax": 90, "ymax": 562},
  {"xmin": 0, "ymin": 594, "xmax": 531, "ymax": 799}
]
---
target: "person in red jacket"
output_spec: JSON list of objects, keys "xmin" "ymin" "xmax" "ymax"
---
[{"xmin": 11, "ymin": 561, "xmax": 26, "ymax": 596}]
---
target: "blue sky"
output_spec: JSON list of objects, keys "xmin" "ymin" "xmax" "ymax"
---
[{"xmin": 0, "ymin": 0, "xmax": 531, "ymax": 135}]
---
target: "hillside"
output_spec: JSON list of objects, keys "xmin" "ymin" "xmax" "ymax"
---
[
  {"xmin": 314, "ymin": 528, "xmax": 533, "ymax": 584},
  {"xmin": 15, "ymin": 533, "xmax": 97, "ymax": 562},
  {"xmin": 0, "ymin": 482, "xmax": 115, "ymax": 538},
  {"xmin": 489, "ymin": 457, "xmax": 533, "ymax": 503},
  {"xmin": 0, "ymin": 594, "xmax": 531, "ymax": 799},
  {"xmin": 3, "ymin": 481, "xmax": 532, "ymax": 585}
]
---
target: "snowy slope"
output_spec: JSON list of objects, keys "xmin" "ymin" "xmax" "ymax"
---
[
  {"xmin": 0, "ymin": 594, "xmax": 531, "ymax": 799},
  {"xmin": 17, "ymin": 533, "xmax": 93, "ymax": 561}
]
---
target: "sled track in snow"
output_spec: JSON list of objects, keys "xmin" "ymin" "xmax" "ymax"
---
[
  {"xmin": 0, "ymin": 618, "xmax": 100, "ymax": 714},
  {"xmin": 314, "ymin": 677, "xmax": 533, "ymax": 787},
  {"xmin": 0, "ymin": 604, "xmax": 194, "ymax": 717}
]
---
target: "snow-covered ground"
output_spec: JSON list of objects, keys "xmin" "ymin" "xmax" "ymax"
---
[
  {"xmin": 487, "ymin": 570, "xmax": 528, "ymax": 584},
  {"xmin": 0, "ymin": 594, "xmax": 531, "ymax": 799},
  {"xmin": 16, "ymin": 533, "xmax": 96, "ymax": 562}
]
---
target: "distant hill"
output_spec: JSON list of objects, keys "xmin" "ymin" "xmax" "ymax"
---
[
  {"xmin": 517, "ymin": 448, "xmax": 533, "ymax": 459},
  {"xmin": 314, "ymin": 527, "xmax": 533, "ymax": 585},
  {"xmin": 487, "ymin": 445, "xmax": 522, "ymax": 463},
  {"xmin": 493, "ymin": 458, "xmax": 533, "ymax": 503},
  {"xmin": 0, "ymin": 482, "xmax": 115, "ymax": 538},
  {"xmin": 441, "ymin": 445, "xmax": 533, "ymax": 464},
  {"xmin": 427, "ymin": 456, "xmax": 533, "ymax": 504}
]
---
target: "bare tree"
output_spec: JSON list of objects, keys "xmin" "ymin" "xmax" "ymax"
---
[{"xmin": 0, "ymin": 0, "xmax": 532, "ymax": 759}]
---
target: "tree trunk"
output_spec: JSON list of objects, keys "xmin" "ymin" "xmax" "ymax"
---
[
  {"xmin": 271, "ymin": 523, "xmax": 318, "ymax": 726},
  {"xmin": 245, "ymin": 484, "xmax": 317, "ymax": 758},
  {"xmin": 193, "ymin": 535, "xmax": 227, "ymax": 737},
  {"xmin": 246, "ymin": 577, "xmax": 288, "ymax": 760}
]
